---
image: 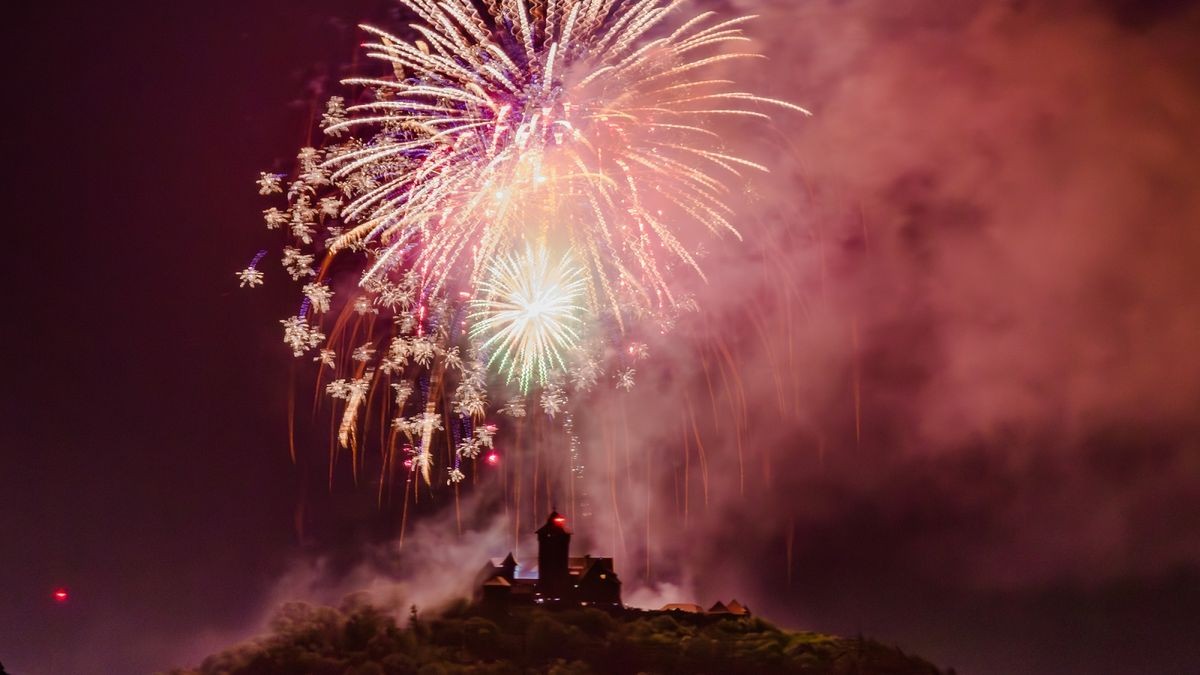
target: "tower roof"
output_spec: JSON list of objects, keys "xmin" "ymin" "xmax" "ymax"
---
[
  {"xmin": 536, "ymin": 510, "xmax": 571, "ymax": 535},
  {"xmin": 661, "ymin": 603, "xmax": 704, "ymax": 613}
]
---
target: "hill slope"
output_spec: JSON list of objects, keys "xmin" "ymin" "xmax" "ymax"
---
[{"xmin": 166, "ymin": 600, "xmax": 946, "ymax": 674}]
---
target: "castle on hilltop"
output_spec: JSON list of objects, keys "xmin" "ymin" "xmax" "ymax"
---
[
  {"xmin": 475, "ymin": 510, "xmax": 751, "ymax": 617},
  {"xmin": 475, "ymin": 511, "xmax": 622, "ymax": 608}
]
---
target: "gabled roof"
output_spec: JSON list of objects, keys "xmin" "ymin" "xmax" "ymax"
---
[
  {"xmin": 708, "ymin": 601, "xmax": 730, "ymax": 614},
  {"xmin": 576, "ymin": 557, "xmax": 617, "ymax": 584},
  {"xmin": 482, "ymin": 576, "xmax": 511, "ymax": 587},
  {"xmin": 660, "ymin": 603, "xmax": 704, "ymax": 613},
  {"xmin": 726, "ymin": 599, "xmax": 749, "ymax": 615}
]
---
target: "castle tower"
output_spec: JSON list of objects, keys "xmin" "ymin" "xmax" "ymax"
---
[{"xmin": 535, "ymin": 510, "xmax": 570, "ymax": 598}]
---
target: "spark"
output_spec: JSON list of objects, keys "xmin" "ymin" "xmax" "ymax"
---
[
  {"xmin": 237, "ymin": 267, "xmax": 264, "ymax": 288},
  {"xmin": 281, "ymin": 247, "xmax": 315, "ymax": 281},
  {"xmin": 570, "ymin": 357, "xmax": 603, "ymax": 392},
  {"xmin": 334, "ymin": 372, "xmax": 373, "ymax": 448},
  {"xmin": 318, "ymin": 96, "xmax": 348, "ymax": 137},
  {"xmin": 351, "ymin": 343, "xmax": 376, "ymax": 363},
  {"xmin": 391, "ymin": 381, "xmax": 414, "ymax": 408},
  {"xmin": 280, "ymin": 316, "xmax": 325, "ymax": 356},
  {"xmin": 540, "ymin": 383, "xmax": 568, "ymax": 417},
  {"xmin": 352, "ymin": 296, "xmax": 378, "ymax": 315},
  {"xmin": 475, "ymin": 424, "xmax": 497, "ymax": 448},
  {"xmin": 257, "ymin": 172, "xmax": 284, "ymax": 196},
  {"xmin": 501, "ymin": 397, "xmax": 527, "ymax": 418},
  {"xmin": 313, "ymin": 349, "xmax": 335, "ymax": 369},
  {"xmin": 616, "ymin": 367, "xmax": 637, "ymax": 391},
  {"xmin": 238, "ymin": 250, "xmax": 268, "ymax": 288},
  {"xmin": 263, "ymin": 207, "xmax": 287, "ymax": 230},
  {"xmin": 456, "ymin": 437, "xmax": 483, "ymax": 459},
  {"xmin": 302, "ymin": 283, "xmax": 334, "ymax": 313},
  {"xmin": 627, "ymin": 342, "xmax": 649, "ymax": 361}
]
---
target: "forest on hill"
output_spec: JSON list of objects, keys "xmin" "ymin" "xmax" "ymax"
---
[{"xmin": 165, "ymin": 598, "xmax": 948, "ymax": 674}]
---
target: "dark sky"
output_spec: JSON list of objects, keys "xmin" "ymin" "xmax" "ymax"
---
[
  {"xmin": 0, "ymin": 1, "xmax": 391, "ymax": 671},
  {"xmin": 3, "ymin": 1, "xmax": 1200, "ymax": 674}
]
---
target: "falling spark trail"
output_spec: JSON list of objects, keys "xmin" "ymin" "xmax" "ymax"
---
[
  {"xmin": 682, "ymin": 410, "xmax": 690, "ymax": 529},
  {"xmin": 604, "ymin": 422, "xmax": 628, "ymax": 563},
  {"xmin": 620, "ymin": 397, "xmax": 633, "ymax": 487},
  {"xmin": 645, "ymin": 437, "xmax": 652, "ymax": 582},
  {"xmin": 714, "ymin": 336, "xmax": 748, "ymax": 427},
  {"xmin": 786, "ymin": 516, "xmax": 795, "ymax": 588},
  {"xmin": 683, "ymin": 392, "xmax": 710, "ymax": 509},
  {"xmin": 287, "ymin": 366, "xmax": 297, "ymax": 464},
  {"xmin": 852, "ymin": 316, "xmax": 862, "ymax": 449},
  {"xmin": 399, "ymin": 469, "xmax": 413, "ymax": 551},
  {"xmin": 748, "ymin": 306, "xmax": 788, "ymax": 415}
]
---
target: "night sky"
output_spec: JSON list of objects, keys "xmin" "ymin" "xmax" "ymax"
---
[{"xmin": 3, "ymin": 1, "xmax": 1200, "ymax": 674}]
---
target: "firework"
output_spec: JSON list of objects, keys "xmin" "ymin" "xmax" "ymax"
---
[
  {"xmin": 470, "ymin": 245, "xmax": 587, "ymax": 393},
  {"xmin": 249, "ymin": 0, "xmax": 804, "ymax": 488}
]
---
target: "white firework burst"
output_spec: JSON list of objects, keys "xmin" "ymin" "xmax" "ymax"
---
[{"xmin": 469, "ymin": 246, "xmax": 587, "ymax": 393}]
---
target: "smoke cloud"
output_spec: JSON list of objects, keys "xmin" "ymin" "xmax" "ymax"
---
[{"xmin": 557, "ymin": 1, "xmax": 1200, "ymax": 672}]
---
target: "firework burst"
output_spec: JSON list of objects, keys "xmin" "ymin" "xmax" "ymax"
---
[
  {"xmin": 324, "ymin": 0, "xmax": 808, "ymax": 322},
  {"xmin": 248, "ymin": 0, "xmax": 804, "ymax": 489},
  {"xmin": 470, "ymin": 245, "xmax": 587, "ymax": 393}
]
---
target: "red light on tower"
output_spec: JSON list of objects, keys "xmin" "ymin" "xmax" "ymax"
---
[
  {"xmin": 53, "ymin": 588, "xmax": 69, "ymax": 603},
  {"xmin": 553, "ymin": 516, "xmax": 567, "ymax": 526}
]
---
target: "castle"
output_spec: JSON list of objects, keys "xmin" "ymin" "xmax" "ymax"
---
[{"xmin": 475, "ymin": 511, "xmax": 622, "ymax": 608}]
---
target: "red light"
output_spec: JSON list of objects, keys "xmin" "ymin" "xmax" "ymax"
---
[
  {"xmin": 553, "ymin": 517, "xmax": 567, "ymax": 526},
  {"xmin": 403, "ymin": 458, "xmax": 413, "ymax": 469},
  {"xmin": 53, "ymin": 588, "xmax": 69, "ymax": 603},
  {"xmin": 486, "ymin": 452, "xmax": 499, "ymax": 465}
]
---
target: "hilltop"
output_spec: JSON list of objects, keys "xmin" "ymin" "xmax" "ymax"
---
[{"xmin": 165, "ymin": 599, "xmax": 947, "ymax": 675}]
